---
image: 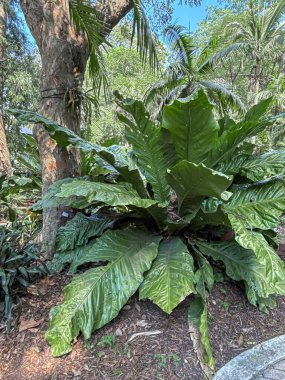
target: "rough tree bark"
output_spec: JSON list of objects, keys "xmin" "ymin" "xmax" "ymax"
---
[
  {"xmin": 0, "ymin": 0, "xmax": 12, "ymax": 177},
  {"xmin": 20, "ymin": 0, "xmax": 134, "ymax": 257}
]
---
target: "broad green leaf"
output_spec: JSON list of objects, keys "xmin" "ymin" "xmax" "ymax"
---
[
  {"xmin": 190, "ymin": 208, "xmax": 230, "ymax": 230},
  {"xmin": 139, "ymin": 237, "xmax": 195, "ymax": 313},
  {"xmin": 207, "ymin": 98, "xmax": 272, "ymax": 167},
  {"xmin": 216, "ymin": 154, "xmax": 251, "ymax": 175},
  {"xmin": 115, "ymin": 93, "xmax": 171, "ymax": 203},
  {"xmin": 37, "ymin": 179, "xmax": 160, "ymax": 210},
  {"xmin": 187, "ymin": 243, "xmax": 215, "ymax": 368},
  {"xmin": 11, "ymin": 109, "xmax": 147, "ymax": 198},
  {"xmin": 193, "ymin": 250, "xmax": 214, "ymax": 300},
  {"xmin": 224, "ymin": 179, "xmax": 285, "ymax": 231},
  {"xmin": 55, "ymin": 213, "xmax": 114, "ymax": 252},
  {"xmin": 188, "ymin": 297, "xmax": 215, "ymax": 368},
  {"xmin": 196, "ymin": 239, "xmax": 285, "ymax": 307},
  {"xmin": 32, "ymin": 178, "xmax": 91, "ymax": 211},
  {"xmin": 167, "ymin": 161, "xmax": 232, "ymax": 217},
  {"xmin": 235, "ymin": 230, "xmax": 285, "ymax": 292},
  {"xmin": 45, "ymin": 229, "xmax": 161, "ymax": 356},
  {"xmin": 162, "ymin": 90, "xmax": 219, "ymax": 164},
  {"xmin": 241, "ymin": 150, "xmax": 285, "ymax": 181}
]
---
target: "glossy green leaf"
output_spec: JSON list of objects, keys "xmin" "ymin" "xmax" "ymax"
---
[
  {"xmin": 196, "ymin": 239, "xmax": 285, "ymax": 307},
  {"xmin": 167, "ymin": 161, "xmax": 232, "ymax": 217},
  {"xmin": 188, "ymin": 297, "xmax": 215, "ymax": 368},
  {"xmin": 115, "ymin": 93, "xmax": 171, "ymax": 203},
  {"xmin": 55, "ymin": 213, "xmax": 114, "ymax": 252},
  {"xmin": 241, "ymin": 150, "xmax": 285, "ymax": 181},
  {"xmin": 45, "ymin": 229, "xmax": 161, "ymax": 357},
  {"xmin": 216, "ymin": 154, "xmax": 251, "ymax": 175},
  {"xmin": 37, "ymin": 179, "xmax": 159, "ymax": 210},
  {"xmin": 162, "ymin": 90, "xmax": 219, "ymax": 164},
  {"xmin": 32, "ymin": 178, "xmax": 91, "ymax": 211},
  {"xmin": 224, "ymin": 179, "xmax": 285, "ymax": 231},
  {"xmin": 139, "ymin": 237, "xmax": 195, "ymax": 313},
  {"xmin": 11, "ymin": 109, "xmax": 147, "ymax": 198}
]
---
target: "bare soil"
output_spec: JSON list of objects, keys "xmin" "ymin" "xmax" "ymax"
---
[{"xmin": 1, "ymin": 245, "xmax": 285, "ymax": 380}]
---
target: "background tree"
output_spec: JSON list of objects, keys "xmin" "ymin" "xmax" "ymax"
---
[
  {"xmin": 0, "ymin": 0, "xmax": 12, "ymax": 176},
  {"xmin": 202, "ymin": 0, "xmax": 285, "ymax": 104}
]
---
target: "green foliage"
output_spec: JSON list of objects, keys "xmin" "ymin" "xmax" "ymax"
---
[
  {"xmin": 0, "ymin": 224, "xmax": 46, "ymax": 329},
  {"xmin": 14, "ymin": 89, "xmax": 285, "ymax": 366}
]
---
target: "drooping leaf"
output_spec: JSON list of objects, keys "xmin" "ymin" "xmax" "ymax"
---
[
  {"xmin": 162, "ymin": 90, "xmax": 219, "ymax": 164},
  {"xmin": 32, "ymin": 178, "xmax": 91, "ymax": 212},
  {"xmin": 36, "ymin": 179, "xmax": 159, "ymax": 211},
  {"xmin": 167, "ymin": 161, "xmax": 232, "ymax": 218},
  {"xmin": 139, "ymin": 237, "xmax": 195, "ymax": 314},
  {"xmin": 10, "ymin": 109, "xmax": 147, "ymax": 198},
  {"xmin": 55, "ymin": 213, "xmax": 114, "ymax": 252},
  {"xmin": 115, "ymin": 93, "xmax": 171, "ymax": 203},
  {"xmin": 223, "ymin": 179, "xmax": 285, "ymax": 231},
  {"xmin": 196, "ymin": 239, "xmax": 285, "ymax": 308},
  {"xmin": 45, "ymin": 229, "xmax": 161, "ymax": 357},
  {"xmin": 188, "ymin": 297, "xmax": 215, "ymax": 369}
]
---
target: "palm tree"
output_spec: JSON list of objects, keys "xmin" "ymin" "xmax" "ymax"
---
[
  {"xmin": 201, "ymin": 0, "xmax": 285, "ymax": 104},
  {"xmin": 144, "ymin": 24, "xmax": 246, "ymax": 118}
]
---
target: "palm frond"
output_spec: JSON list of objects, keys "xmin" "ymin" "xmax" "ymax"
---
[
  {"xmin": 69, "ymin": 0, "xmax": 110, "ymax": 100},
  {"xmin": 198, "ymin": 43, "xmax": 251, "ymax": 72},
  {"xmin": 163, "ymin": 24, "xmax": 196, "ymax": 69},
  {"xmin": 261, "ymin": 0, "xmax": 285, "ymax": 40},
  {"xmin": 199, "ymin": 80, "xmax": 247, "ymax": 116},
  {"xmin": 131, "ymin": 0, "xmax": 158, "ymax": 71}
]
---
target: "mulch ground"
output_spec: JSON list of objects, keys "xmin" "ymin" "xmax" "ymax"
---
[{"xmin": 1, "ymin": 245, "xmax": 285, "ymax": 380}]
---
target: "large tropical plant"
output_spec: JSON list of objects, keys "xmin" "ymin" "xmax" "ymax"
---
[{"xmin": 12, "ymin": 91, "xmax": 285, "ymax": 367}]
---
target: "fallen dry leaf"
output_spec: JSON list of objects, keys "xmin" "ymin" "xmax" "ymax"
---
[
  {"xmin": 128, "ymin": 330, "xmax": 163, "ymax": 343},
  {"xmin": 19, "ymin": 318, "xmax": 44, "ymax": 332}
]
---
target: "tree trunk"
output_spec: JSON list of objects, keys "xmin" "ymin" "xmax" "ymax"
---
[
  {"xmin": 20, "ymin": 0, "xmax": 133, "ymax": 258},
  {"xmin": 0, "ymin": 0, "xmax": 12, "ymax": 176},
  {"xmin": 250, "ymin": 59, "xmax": 261, "ymax": 145}
]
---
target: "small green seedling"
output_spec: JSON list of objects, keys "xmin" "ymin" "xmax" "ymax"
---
[
  {"xmin": 98, "ymin": 333, "xmax": 116, "ymax": 348},
  {"xmin": 154, "ymin": 354, "xmax": 168, "ymax": 368}
]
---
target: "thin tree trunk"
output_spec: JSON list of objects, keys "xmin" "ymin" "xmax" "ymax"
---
[
  {"xmin": 0, "ymin": 0, "xmax": 12, "ymax": 176},
  {"xmin": 250, "ymin": 58, "xmax": 261, "ymax": 145},
  {"xmin": 20, "ymin": 0, "xmax": 133, "ymax": 258}
]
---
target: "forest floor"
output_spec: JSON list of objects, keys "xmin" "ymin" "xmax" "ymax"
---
[{"xmin": 1, "ymin": 239, "xmax": 285, "ymax": 380}]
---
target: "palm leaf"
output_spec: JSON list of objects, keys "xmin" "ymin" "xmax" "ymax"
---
[{"xmin": 132, "ymin": 0, "xmax": 158, "ymax": 71}]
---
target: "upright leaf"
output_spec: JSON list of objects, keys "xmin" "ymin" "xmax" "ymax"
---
[
  {"xmin": 46, "ymin": 229, "xmax": 161, "ymax": 356},
  {"xmin": 139, "ymin": 237, "xmax": 195, "ymax": 313},
  {"xmin": 162, "ymin": 90, "xmax": 219, "ymax": 164},
  {"xmin": 207, "ymin": 98, "xmax": 272, "ymax": 167},
  {"xmin": 115, "ymin": 93, "xmax": 171, "ymax": 203}
]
